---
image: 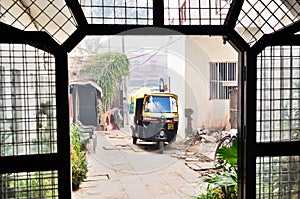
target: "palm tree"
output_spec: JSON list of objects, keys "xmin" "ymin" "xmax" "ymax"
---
[{"xmin": 79, "ymin": 52, "xmax": 130, "ymax": 111}]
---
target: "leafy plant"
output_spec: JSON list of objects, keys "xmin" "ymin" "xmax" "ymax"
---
[
  {"xmin": 79, "ymin": 52, "xmax": 130, "ymax": 111},
  {"xmin": 216, "ymin": 138, "xmax": 238, "ymax": 165},
  {"xmin": 199, "ymin": 138, "xmax": 238, "ymax": 199},
  {"xmin": 71, "ymin": 123, "xmax": 88, "ymax": 190},
  {"xmin": 1, "ymin": 172, "xmax": 58, "ymax": 198},
  {"xmin": 195, "ymin": 189, "xmax": 216, "ymax": 199}
]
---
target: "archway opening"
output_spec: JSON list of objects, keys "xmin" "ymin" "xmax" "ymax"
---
[{"xmin": 68, "ymin": 33, "xmax": 239, "ymax": 198}]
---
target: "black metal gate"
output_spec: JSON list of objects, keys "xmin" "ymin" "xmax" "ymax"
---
[
  {"xmin": 0, "ymin": 30, "xmax": 70, "ymax": 198},
  {"xmin": 1, "ymin": 0, "xmax": 300, "ymax": 198}
]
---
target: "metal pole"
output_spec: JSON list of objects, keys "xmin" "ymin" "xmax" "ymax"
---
[
  {"xmin": 119, "ymin": 79, "xmax": 124, "ymax": 128},
  {"xmin": 121, "ymin": 36, "xmax": 125, "ymax": 127},
  {"xmin": 169, "ymin": 76, "xmax": 171, "ymax": 92}
]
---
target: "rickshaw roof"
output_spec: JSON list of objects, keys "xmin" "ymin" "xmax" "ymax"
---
[{"xmin": 136, "ymin": 92, "xmax": 178, "ymax": 99}]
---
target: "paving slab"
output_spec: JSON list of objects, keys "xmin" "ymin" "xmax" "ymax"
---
[
  {"xmin": 73, "ymin": 129, "xmax": 206, "ymax": 199},
  {"xmin": 185, "ymin": 161, "xmax": 216, "ymax": 171}
]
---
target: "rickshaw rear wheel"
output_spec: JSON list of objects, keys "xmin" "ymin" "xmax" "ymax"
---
[
  {"xmin": 157, "ymin": 141, "xmax": 164, "ymax": 154},
  {"xmin": 133, "ymin": 137, "xmax": 137, "ymax": 144}
]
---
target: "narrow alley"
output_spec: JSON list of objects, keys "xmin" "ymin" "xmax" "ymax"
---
[{"xmin": 72, "ymin": 127, "xmax": 209, "ymax": 199}]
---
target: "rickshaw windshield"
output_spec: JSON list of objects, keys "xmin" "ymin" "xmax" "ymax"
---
[{"xmin": 144, "ymin": 96, "xmax": 177, "ymax": 113}]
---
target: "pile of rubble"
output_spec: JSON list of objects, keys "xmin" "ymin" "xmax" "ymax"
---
[{"xmin": 172, "ymin": 128, "xmax": 237, "ymax": 175}]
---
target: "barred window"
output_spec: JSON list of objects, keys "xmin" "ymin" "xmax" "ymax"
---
[
  {"xmin": 210, "ymin": 62, "xmax": 237, "ymax": 99},
  {"xmin": 0, "ymin": 44, "xmax": 57, "ymax": 157}
]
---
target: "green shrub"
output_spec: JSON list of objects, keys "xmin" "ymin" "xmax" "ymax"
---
[
  {"xmin": 1, "ymin": 172, "xmax": 58, "ymax": 198},
  {"xmin": 195, "ymin": 189, "xmax": 216, "ymax": 199},
  {"xmin": 71, "ymin": 123, "xmax": 88, "ymax": 190},
  {"xmin": 199, "ymin": 138, "xmax": 238, "ymax": 199}
]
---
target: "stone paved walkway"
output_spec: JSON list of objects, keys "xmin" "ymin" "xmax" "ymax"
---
[{"xmin": 72, "ymin": 128, "xmax": 207, "ymax": 199}]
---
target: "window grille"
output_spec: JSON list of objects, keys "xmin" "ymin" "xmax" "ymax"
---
[
  {"xmin": 257, "ymin": 46, "xmax": 300, "ymax": 143},
  {"xmin": 79, "ymin": 0, "xmax": 153, "ymax": 25},
  {"xmin": 256, "ymin": 156, "xmax": 300, "ymax": 198},
  {"xmin": 236, "ymin": 0, "xmax": 300, "ymax": 45},
  {"xmin": 0, "ymin": 44, "xmax": 57, "ymax": 156},
  {"xmin": 1, "ymin": 1, "xmax": 300, "ymax": 199},
  {"xmin": 1, "ymin": 170, "xmax": 59, "ymax": 198},
  {"xmin": 164, "ymin": 0, "xmax": 231, "ymax": 25},
  {"xmin": 255, "ymin": 45, "xmax": 300, "ymax": 199},
  {"xmin": 210, "ymin": 62, "xmax": 237, "ymax": 99},
  {"xmin": 0, "ymin": 0, "xmax": 77, "ymax": 44}
]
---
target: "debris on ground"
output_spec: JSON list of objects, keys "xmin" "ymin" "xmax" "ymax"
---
[
  {"xmin": 101, "ymin": 127, "xmax": 237, "ymax": 176},
  {"xmin": 174, "ymin": 127, "xmax": 237, "ymax": 175}
]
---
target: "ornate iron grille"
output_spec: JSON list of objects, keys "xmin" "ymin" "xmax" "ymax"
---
[
  {"xmin": 1, "ymin": 170, "xmax": 59, "ymax": 198},
  {"xmin": 256, "ymin": 156, "xmax": 300, "ymax": 198},
  {"xmin": 79, "ymin": 0, "xmax": 153, "ymax": 25},
  {"xmin": 0, "ymin": 0, "xmax": 77, "ymax": 44},
  {"xmin": 256, "ymin": 46, "xmax": 300, "ymax": 143},
  {"xmin": 236, "ymin": 0, "xmax": 300, "ymax": 45},
  {"xmin": 164, "ymin": 0, "xmax": 231, "ymax": 25},
  {"xmin": 0, "ymin": 1, "xmax": 300, "ymax": 199},
  {"xmin": 0, "ymin": 44, "xmax": 57, "ymax": 156}
]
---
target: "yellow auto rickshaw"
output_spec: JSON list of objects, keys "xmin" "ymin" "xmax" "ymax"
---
[{"xmin": 130, "ymin": 92, "xmax": 179, "ymax": 153}]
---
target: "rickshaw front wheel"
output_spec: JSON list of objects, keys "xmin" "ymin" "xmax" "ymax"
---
[{"xmin": 157, "ymin": 141, "xmax": 164, "ymax": 154}]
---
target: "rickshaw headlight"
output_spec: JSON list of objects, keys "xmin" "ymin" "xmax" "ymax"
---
[{"xmin": 159, "ymin": 130, "xmax": 165, "ymax": 137}]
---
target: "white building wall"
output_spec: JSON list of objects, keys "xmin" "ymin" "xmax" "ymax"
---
[
  {"xmin": 165, "ymin": 36, "xmax": 186, "ymax": 138},
  {"xmin": 185, "ymin": 36, "xmax": 238, "ymax": 131}
]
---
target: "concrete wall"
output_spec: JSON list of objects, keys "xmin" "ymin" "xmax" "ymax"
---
[
  {"xmin": 185, "ymin": 36, "xmax": 238, "ymax": 131},
  {"xmin": 165, "ymin": 35, "xmax": 186, "ymax": 138}
]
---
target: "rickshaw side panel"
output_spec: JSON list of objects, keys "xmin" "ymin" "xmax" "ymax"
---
[{"xmin": 134, "ymin": 98, "xmax": 143, "ymax": 125}]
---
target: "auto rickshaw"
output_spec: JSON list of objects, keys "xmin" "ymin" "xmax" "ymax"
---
[{"xmin": 131, "ymin": 92, "xmax": 179, "ymax": 153}]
